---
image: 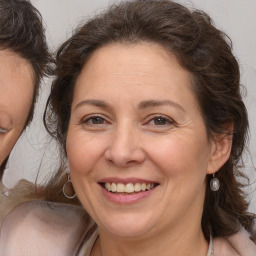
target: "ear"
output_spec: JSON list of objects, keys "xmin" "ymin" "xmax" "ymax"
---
[{"xmin": 206, "ymin": 125, "xmax": 233, "ymax": 175}]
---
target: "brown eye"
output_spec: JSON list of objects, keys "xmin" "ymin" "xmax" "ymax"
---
[
  {"xmin": 153, "ymin": 117, "xmax": 168, "ymax": 125},
  {"xmin": 90, "ymin": 117, "xmax": 105, "ymax": 124},
  {"xmin": 82, "ymin": 115, "xmax": 108, "ymax": 125},
  {"xmin": 145, "ymin": 115, "xmax": 175, "ymax": 130},
  {"xmin": 149, "ymin": 116, "xmax": 173, "ymax": 126}
]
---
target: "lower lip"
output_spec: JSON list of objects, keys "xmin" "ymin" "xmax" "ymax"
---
[{"xmin": 100, "ymin": 185, "xmax": 158, "ymax": 205}]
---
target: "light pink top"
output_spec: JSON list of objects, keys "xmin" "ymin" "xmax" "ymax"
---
[{"xmin": 0, "ymin": 200, "xmax": 255, "ymax": 255}]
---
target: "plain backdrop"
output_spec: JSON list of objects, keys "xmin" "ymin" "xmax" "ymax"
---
[{"xmin": 3, "ymin": 0, "xmax": 256, "ymax": 213}]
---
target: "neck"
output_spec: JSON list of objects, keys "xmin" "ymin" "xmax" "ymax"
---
[{"xmin": 92, "ymin": 223, "xmax": 208, "ymax": 256}]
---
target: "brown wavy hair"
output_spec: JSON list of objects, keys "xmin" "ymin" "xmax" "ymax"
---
[
  {"xmin": 0, "ymin": 0, "xmax": 52, "ymax": 178},
  {"xmin": 43, "ymin": 0, "xmax": 255, "ymax": 240}
]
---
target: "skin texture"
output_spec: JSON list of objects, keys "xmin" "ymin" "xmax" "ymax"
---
[
  {"xmin": 0, "ymin": 49, "xmax": 34, "ymax": 166},
  {"xmin": 66, "ymin": 43, "xmax": 232, "ymax": 256}
]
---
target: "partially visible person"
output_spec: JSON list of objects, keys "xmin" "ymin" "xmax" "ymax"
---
[
  {"xmin": 0, "ymin": 0, "xmax": 51, "ymax": 222},
  {"xmin": 1, "ymin": 0, "xmax": 255, "ymax": 255}
]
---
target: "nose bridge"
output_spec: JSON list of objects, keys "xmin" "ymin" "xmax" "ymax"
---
[{"xmin": 105, "ymin": 120, "xmax": 145, "ymax": 166}]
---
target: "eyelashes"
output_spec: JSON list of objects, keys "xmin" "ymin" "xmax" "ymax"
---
[
  {"xmin": 81, "ymin": 115, "xmax": 109, "ymax": 126},
  {"xmin": 80, "ymin": 114, "xmax": 176, "ymax": 130}
]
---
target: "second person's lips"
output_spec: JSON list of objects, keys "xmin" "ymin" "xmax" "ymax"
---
[{"xmin": 0, "ymin": 111, "xmax": 12, "ymax": 133}]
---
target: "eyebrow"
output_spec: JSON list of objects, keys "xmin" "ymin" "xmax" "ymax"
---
[
  {"xmin": 138, "ymin": 100, "xmax": 185, "ymax": 112},
  {"xmin": 74, "ymin": 99, "xmax": 185, "ymax": 112},
  {"xmin": 74, "ymin": 99, "xmax": 111, "ymax": 110}
]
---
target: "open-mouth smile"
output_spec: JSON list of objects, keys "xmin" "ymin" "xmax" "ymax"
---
[
  {"xmin": 100, "ymin": 182, "xmax": 158, "ymax": 194},
  {"xmin": 98, "ymin": 179, "xmax": 160, "ymax": 204}
]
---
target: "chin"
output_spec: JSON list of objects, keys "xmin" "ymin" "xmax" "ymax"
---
[{"xmin": 97, "ymin": 212, "xmax": 157, "ymax": 238}]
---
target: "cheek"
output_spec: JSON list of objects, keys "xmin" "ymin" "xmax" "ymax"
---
[
  {"xmin": 146, "ymin": 135, "xmax": 209, "ymax": 216},
  {"xmin": 66, "ymin": 131, "xmax": 107, "ymax": 175},
  {"xmin": 146, "ymin": 134, "xmax": 211, "ymax": 179}
]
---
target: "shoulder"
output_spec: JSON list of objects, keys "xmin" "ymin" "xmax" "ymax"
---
[
  {"xmin": 0, "ymin": 179, "xmax": 42, "ymax": 225},
  {"xmin": 0, "ymin": 200, "xmax": 91, "ymax": 256},
  {"xmin": 213, "ymin": 229, "xmax": 256, "ymax": 256}
]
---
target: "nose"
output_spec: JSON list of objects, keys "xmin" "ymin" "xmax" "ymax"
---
[{"xmin": 104, "ymin": 125, "xmax": 146, "ymax": 168}]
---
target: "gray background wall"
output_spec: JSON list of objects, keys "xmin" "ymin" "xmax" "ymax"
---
[{"xmin": 3, "ymin": 0, "xmax": 256, "ymax": 213}]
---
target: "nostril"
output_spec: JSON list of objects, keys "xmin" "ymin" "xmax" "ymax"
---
[
  {"xmin": 106, "ymin": 157, "xmax": 114, "ymax": 165},
  {"xmin": 104, "ymin": 146, "xmax": 146, "ymax": 167},
  {"xmin": 103, "ymin": 132, "xmax": 146, "ymax": 167}
]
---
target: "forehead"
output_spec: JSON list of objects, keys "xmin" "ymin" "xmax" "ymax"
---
[
  {"xmin": 74, "ymin": 42, "xmax": 194, "ymax": 99},
  {"xmin": 0, "ymin": 49, "xmax": 33, "ymax": 75},
  {"xmin": 0, "ymin": 49, "xmax": 34, "ymax": 87},
  {"xmin": 0, "ymin": 49, "xmax": 34, "ymax": 117}
]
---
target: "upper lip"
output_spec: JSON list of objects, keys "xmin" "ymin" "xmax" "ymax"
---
[{"xmin": 98, "ymin": 177, "xmax": 159, "ymax": 185}]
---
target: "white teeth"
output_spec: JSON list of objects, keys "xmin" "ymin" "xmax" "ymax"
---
[
  {"xmin": 110, "ymin": 183, "xmax": 117, "ymax": 192},
  {"xmin": 104, "ymin": 182, "xmax": 156, "ymax": 193},
  {"xmin": 105, "ymin": 183, "xmax": 111, "ymax": 191},
  {"xmin": 116, "ymin": 183, "xmax": 125, "ymax": 192},
  {"xmin": 134, "ymin": 183, "xmax": 141, "ymax": 192},
  {"xmin": 125, "ymin": 183, "xmax": 134, "ymax": 193}
]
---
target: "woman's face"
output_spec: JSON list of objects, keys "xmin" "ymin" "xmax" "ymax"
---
[
  {"xmin": 67, "ymin": 43, "xmax": 219, "ymax": 238},
  {"xmin": 0, "ymin": 50, "xmax": 34, "ymax": 166}
]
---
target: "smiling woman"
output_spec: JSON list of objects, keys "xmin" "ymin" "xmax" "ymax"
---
[
  {"xmin": 66, "ymin": 43, "xmax": 214, "ymax": 243},
  {"xmin": 0, "ymin": 0, "xmax": 255, "ymax": 255}
]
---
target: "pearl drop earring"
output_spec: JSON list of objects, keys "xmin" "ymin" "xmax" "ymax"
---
[{"xmin": 210, "ymin": 173, "xmax": 220, "ymax": 191}]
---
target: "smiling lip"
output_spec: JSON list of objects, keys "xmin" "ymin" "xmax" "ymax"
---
[
  {"xmin": 0, "ymin": 128, "xmax": 8, "ymax": 133},
  {"xmin": 98, "ymin": 177, "xmax": 159, "ymax": 205},
  {"xmin": 98, "ymin": 177, "xmax": 158, "ymax": 184}
]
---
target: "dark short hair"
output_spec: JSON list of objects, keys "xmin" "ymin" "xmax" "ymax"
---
[
  {"xmin": 44, "ymin": 0, "xmax": 255, "ymax": 239},
  {"xmin": 0, "ymin": 0, "xmax": 52, "ymax": 126}
]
